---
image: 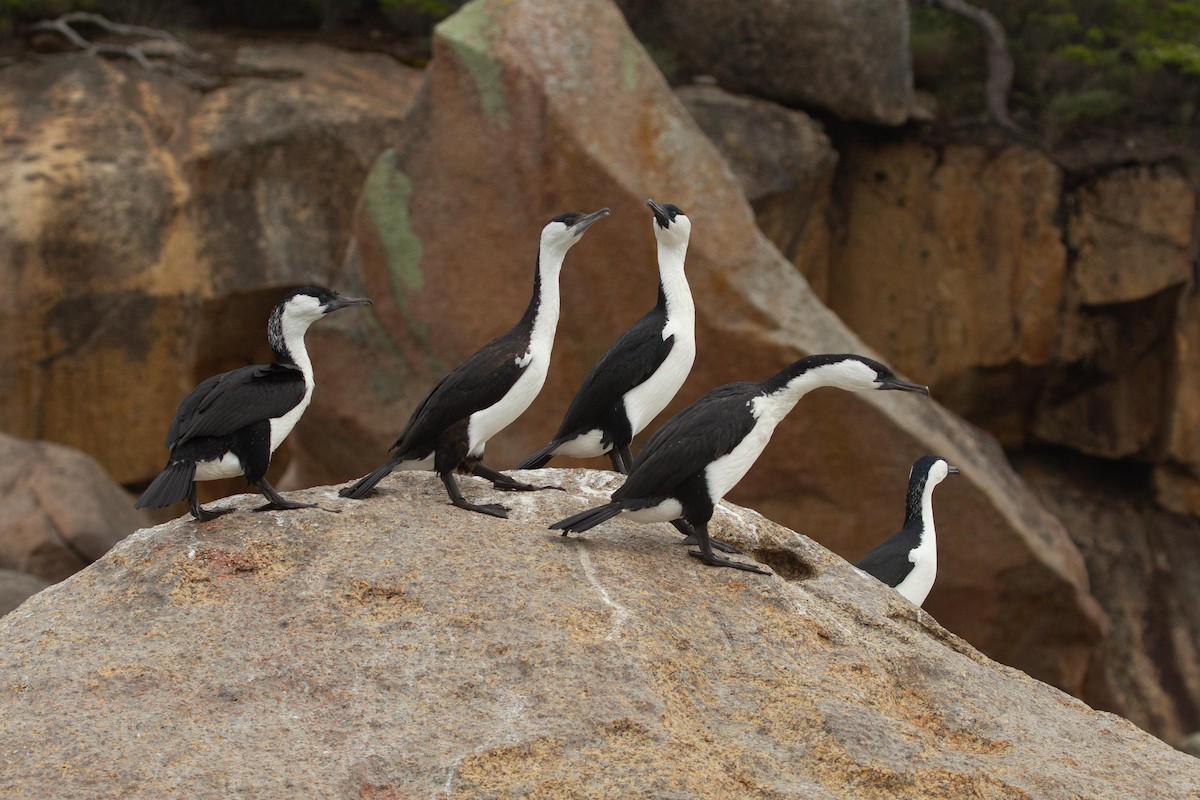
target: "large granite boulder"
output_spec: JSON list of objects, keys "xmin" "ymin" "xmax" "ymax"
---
[
  {"xmin": 0, "ymin": 474, "xmax": 1195, "ymax": 798},
  {"xmin": 616, "ymin": 0, "xmax": 915, "ymax": 125},
  {"xmin": 0, "ymin": 433, "xmax": 148, "ymax": 582},
  {"xmin": 0, "ymin": 44, "xmax": 422, "ymax": 487},
  {"xmin": 306, "ymin": 0, "xmax": 1108, "ymax": 705}
]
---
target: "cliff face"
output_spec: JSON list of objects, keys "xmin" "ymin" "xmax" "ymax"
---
[
  {"xmin": 1, "ymin": 472, "xmax": 1196, "ymax": 799},
  {"xmin": 2, "ymin": 0, "xmax": 1199, "ymax": 747}
]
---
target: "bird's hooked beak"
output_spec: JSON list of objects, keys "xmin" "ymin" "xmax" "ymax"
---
[
  {"xmin": 647, "ymin": 199, "xmax": 670, "ymax": 228},
  {"xmin": 947, "ymin": 465, "xmax": 961, "ymax": 475},
  {"xmin": 571, "ymin": 208, "xmax": 610, "ymax": 236},
  {"xmin": 877, "ymin": 376, "xmax": 930, "ymax": 395},
  {"xmin": 325, "ymin": 294, "xmax": 374, "ymax": 313}
]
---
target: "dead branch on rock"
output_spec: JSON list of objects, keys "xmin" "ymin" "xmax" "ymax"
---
[
  {"xmin": 916, "ymin": 0, "xmax": 1019, "ymax": 131},
  {"xmin": 26, "ymin": 11, "xmax": 218, "ymax": 89}
]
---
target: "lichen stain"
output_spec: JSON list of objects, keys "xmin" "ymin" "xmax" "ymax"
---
[{"xmin": 437, "ymin": 3, "xmax": 511, "ymax": 130}]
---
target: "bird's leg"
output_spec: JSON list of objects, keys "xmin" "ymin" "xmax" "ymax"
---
[
  {"xmin": 670, "ymin": 519, "xmax": 740, "ymax": 554},
  {"xmin": 442, "ymin": 470, "xmax": 508, "ymax": 518},
  {"xmin": 684, "ymin": 522, "xmax": 769, "ymax": 575},
  {"xmin": 189, "ymin": 483, "xmax": 234, "ymax": 522},
  {"xmin": 253, "ymin": 479, "xmax": 322, "ymax": 512},
  {"xmin": 472, "ymin": 463, "xmax": 560, "ymax": 492},
  {"xmin": 607, "ymin": 449, "xmax": 626, "ymax": 473},
  {"xmin": 617, "ymin": 444, "xmax": 634, "ymax": 475}
]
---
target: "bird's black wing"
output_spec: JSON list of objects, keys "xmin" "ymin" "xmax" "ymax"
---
[
  {"xmin": 166, "ymin": 364, "xmax": 307, "ymax": 448},
  {"xmin": 554, "ymin": 308, "xmax": 675, "ymax": 438},
  {"xmin": 855, "ymin": 529, "xmax": 919, "ymax": 588},
  {"xmin": 615, "ymin": 382, "xmax": 759, "ymax": 500},
  {"xmin": 392, "ymin": 328, "xmax": 529, "ymax": 454}
]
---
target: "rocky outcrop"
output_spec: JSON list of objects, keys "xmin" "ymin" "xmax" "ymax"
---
[
  {"xmin": 1, "ymin": 475, "xmax": 1195, "ymax": 799},
  {"xmin": 0, "ymin": 43, "xmax": 423, "ymax": 487},
  {"xmin": 677, "ymin": 83, "xmax": 839, "ymax": 299},
  {"xmin": 0, "ymin": 433, "xmax": 148, "ymax": 582},
  {"xmin": 304, "ymin": 0, "xmax": 1109, "ymax": 704},
  {"xmin": 1019, "ymin": 456, "xmax": 1200, "ymax": 744},
  {"xmin": 616, "ymin": 0, "xmax": 915, "ymax": 125}
]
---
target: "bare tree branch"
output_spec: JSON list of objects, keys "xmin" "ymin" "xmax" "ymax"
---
[
  {"xmin": 920, "ymin": 0, "xmax": 1019, "ymax": 131},
  {"xmin": 26, "ymin": 12, "xmax": 217, "ymax": 89}
]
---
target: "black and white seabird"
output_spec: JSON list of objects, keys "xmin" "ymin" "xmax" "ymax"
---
[
  {"xmin": 517, "ymin": 199, "xmax": 695, "ymax": 474},
  {"xmin": 339, "ymin": 208, "xmax": 610, "ymax": 518},
  {"xmin": 855, "ymin": 455, "xmax": 957, "ymax": 607},
  {"xmin": 135, "ymin": 286, "xmax": 373, "ymax": 521},
  {"xmin": 550, "ymin": 354, "xmax": 930, "ymax": 573}
]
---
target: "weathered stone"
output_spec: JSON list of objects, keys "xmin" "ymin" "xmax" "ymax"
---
[
  {"xmin": 1157, "ymin": 290, "xmax": 1200, "ymax": 514},
  {"xmin": 1031, "ymin": 288, "xmax": 1179, "ymax": 460},
  {"xmin": 0, "ymin": 568, "xmax": 47, "ymax": 616},
  {"xmin": 1020, "ymin": 457, "xmax": 1200, "ymax": 744},
  {"xmin": 677, "ymin": 83, "xmax": 838, "ymax": 300},
  {"xmin": 1067, "ymin": 165, "xmax": 1195, "ymax": 306},
  {"xmin": 826, "ymin": 139, "xmax": 1067, "ymax": 442},
  {"xmin": 0, "ymin": 433, "xmax": 149, "ymax": 582},
  {"xmin": 0, "ymin": 45, "xmax": 422, "ymax": 485},
  {"xmin": 0, "ymin": 475, "xmax": 1194, "ymax": 799},
  {"xmin": 317, "ymin": 0, "xmax": 1107, "ymax": 704},
  {"xmin": 617, "ymin": 0, "xmax": 915, "ymax": 125}
]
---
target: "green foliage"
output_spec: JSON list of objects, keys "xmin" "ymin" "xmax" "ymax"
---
[{"xmin": 912, "ymin": 0, "xmax": 1200, "ymax": 141}]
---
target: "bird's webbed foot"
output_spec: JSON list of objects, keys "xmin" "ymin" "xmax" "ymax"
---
[
  {"xmin": 473, "ymin": 464, "xmax": 560, "ymax": 492},
  {"xmin": 671, "ymin": 520, "xmax": 740, "ymax": 554},
  {"xmin": 452, "ymin": 498, "xmax": 510, "ymax": 518},
  {"xmin": 687, "ymin": 550, "xmax": 770, "ymax": 575},
  {"xmin": 192, "ymin": 505, "xmax": 235, "ymax": 522}
]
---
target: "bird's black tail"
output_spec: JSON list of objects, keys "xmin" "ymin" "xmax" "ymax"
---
[
  {"xmin": 339, "ymin": 459, "xmax": 399, "ymax": 500},
  {"xmin": 135, "ymin": 461, "xmax": 195, "ymax": 509},
  {"xmin": 549, "ymin": 502, "xmax": 624, "ymax": 534},
  {"xmin": 514, "ymin": 442, "xmax": 559, "ymax": 471}
]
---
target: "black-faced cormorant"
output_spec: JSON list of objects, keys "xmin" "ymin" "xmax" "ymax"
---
[
  {"xmin": 339, "ymin": 208, "xmax": 610, "ymax": 518},
  {"xmin": 135, "ymin": 286, "xmax": 373, "ymax": 521},
  {"xmin": 855, "ymin": 455, "xmax": 957, "ymax": 607},
  {"xmin": 516, "ymin": 199, "xmax": 695, "ymax": 474},
  {"xmin": 551, "ymin": 354, "xmax": 930, "ymax": 573}
]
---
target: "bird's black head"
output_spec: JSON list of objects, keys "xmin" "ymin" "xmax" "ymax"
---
[
  {"xmin": 540, "ymin": 208, "xmax": 610, "ymax": 254},
  {"xmin": 647, "ymin": 199, "xmax": 685, "ymax": 229},
  {"xmin": 904, "ymin": 455, "xmax": 958, "ymax": 518},
  {"xmin": 770, "ymin": 354, "xmax": 930, "ymax": 395}
]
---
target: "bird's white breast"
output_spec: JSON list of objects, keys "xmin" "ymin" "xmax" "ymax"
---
[
  {"xmin": 703, "ymin": 394, "xmax": 789, "ymax": 503},
  {"xmin": 895, "ymin": 496, "xmax": 938, "ymax": 607},
  {"xmin": 623, "ymin": 326, "xmax": 696, "ymax": 437},
  {"xmin": 269, "ymin": 383, "xmax": 314, "ymax": 454},
  {"xmin": 467, "ymin": 350, "xmax": 549, "ymax": 457},
  {"xmin": 554, "ymin": 428, "xmax": 607, "ymax": 458}
]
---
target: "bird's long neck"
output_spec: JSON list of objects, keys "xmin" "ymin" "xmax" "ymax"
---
[
  {"xmin": 753, "ymin": 366, "xmax": 837, "ymax": 426},
  {"xmin": 268, "ymin": 308, "xmax": 314, "ymax": 382},
  {"xmin": 655, "ymin": 239, "xmax": 693, "ymax": 323},
  {"xmin": 521, "ymin": 248, "xmax": 563, "ymax": 356},
  {"xmin": 904, "ymin": 477, "xmax": 936, "ymax": 535}
]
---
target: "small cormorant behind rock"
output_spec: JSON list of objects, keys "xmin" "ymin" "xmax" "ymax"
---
[
  {"xmin": 856, "ymin": 455, "xmax": 957, "ymax": 607},
  {"xmin": 516, "ymin": 199, "xmax": 696, "ymax": 474},
  {"xmin": 136, "ymin": 286, "xmax": 373, "ymax": 521},
  {"xmin": 339, "ymin": 209, "xmax": 609, "ymax": 518},
  {"xmin": 551, "ymin": 354, "xmax": 930, "ymax": 573}
]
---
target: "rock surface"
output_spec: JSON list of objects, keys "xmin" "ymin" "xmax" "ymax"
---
[
  {"xmin": 1, "ymin": 474, "xmax": 1195, "ymax": 799},
  {"xmin": 0, "ymin": 433, "xmax": 148, "ymax": 582},
  {"xmin": 0, "ymin": 44, "xmax": 422, "ymax": 486},
  {"xmin": 317, "ymin": 0, "xmax": 1107, "ymax": 704},
  {"xmin": 0, "ymin": 568, "xmax": 47, "ymax": 616},
  {"xmin": 1019, "ymin": 456, "xmax": 1200, "ymax": 744},
  {"xmin": 677, "ymin": 83, "xmax": 838, "ymax": 300},
  {"xmin": 616, "ymin": 0, "xmax": 915, "ymax": 125}
]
